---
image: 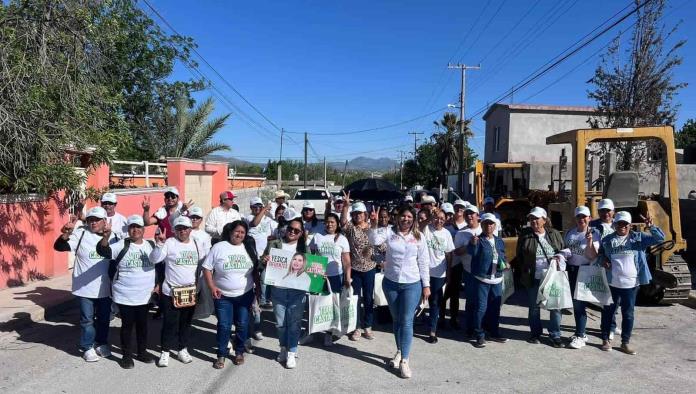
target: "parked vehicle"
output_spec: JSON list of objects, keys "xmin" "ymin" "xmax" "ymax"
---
[{"xmin": 288, "ymin": 188, "xmax": 331, "ymax": 218}]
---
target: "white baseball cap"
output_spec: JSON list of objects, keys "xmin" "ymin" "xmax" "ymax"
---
[
  {"xmin": 351, "ymin": 202, "xmax": 367, "ymax": 212},
  {"xmin": 453, "ymin": 199, "xmax": 469, "ymax": 208},
  {"xmin": 598, "ymin": 198, "xmax": 614, "ymax": 211},
  {"xmin": 165, "ymin": 186, "xmax": 179, "ymax": 196},
  {"xmin": 483, "ymin": 196, "xmax": 495, "ymax": 205},
  {"xmin": 86, "ymin": 206, "xmax": 107, "ymax": 219},
  {"xmin": 465, "ymin": 205, "xmax": 480, "ymax": 214},
  {"xmin": 100, "ymin": 192, "xmax": 117, "ymax": 204},
  {"xmin": 574, "ymin": 206, "xmax": 591, "ymax": 217},
  {"xmin": 334, "ymin": 196, "xmax": 344, "ymax": 202},
  {"xmin": 441, "ymin": 202, "xmax": 454, "ymax": 214},
  {"xmin": 250, "ymin": 197, "xmax": 263, "ymax": 206},
  {"xmin": 480, "ymin": 213, "xmax": 498, "ymax": 223},
  {"xmin": 528, "ymin": 207, "xmax": 547, "ymax": 219},
  {"xmin": 302, "ymin": 201, "xmax": 315, "ymax": 210},
  {"xmin": 126, "ymin": 215, "xmax": 144, "ymax": 227},
  {"xmin": 172, "ymin": 216, "xmax": 192, "ymax": 228},
  {"xmin": 614, "ymin": 211, "xmax": 632, "ymax": 224},
  {"xmin": 188, "ymin": 206, "xmax": 204, "ymax": 218},
  {"xmin": 404, "ymin": 195, "xmax": 414, "ymax": 202},
  {"xmin": 421, "ymin": 195, "xmax": 436, "ymax": 204}
]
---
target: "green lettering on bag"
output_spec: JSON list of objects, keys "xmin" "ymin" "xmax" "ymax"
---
[
  {"xmin": 313, "ymin": 304, "xmax": 334, "ymax": 325},
  {"xmin": 582, "ymin": 275, "xmax": 607, "ymax": 293},
  {"xmin": 548, "ymin": 283, "xmax": 561, "ymax": 298}
]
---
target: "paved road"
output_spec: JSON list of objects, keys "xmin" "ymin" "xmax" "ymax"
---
[{"xmin": 1, "ymin": 292, "xmax": 695, "ymax": 393}]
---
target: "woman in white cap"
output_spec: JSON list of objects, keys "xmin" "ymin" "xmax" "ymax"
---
[
  {"xmin": 53, "ymin": 206, "xmax": 117, "ymax": 362},
  {"xmin": 189, "ymin": 206, "xmax": 211, "ymax": 258},
  {"xmin": 468, "ymin": 213, "xmax": 509, "ymax": 348},
  {"xmin": 149, "ymin": 216, "xmax": 202, "ymax": 367},
  {"xmin": 564, "ymin": 206, "xmax": 600, "ymax": 350},
  {"xmin": 599, "ymin": 211, "xmax": 664, "ymax": 355},
  {"xmin": 246, "ymin": 197, "xmax": 277, "ymax": 334},
  {"xmin": 99, "ymin": 192, "xmax": 128, "ymax": 240},
  {"xmin": 96, "ymin": 215, "xmax": 158, "ymax": 368},
  {"xmin": 448, "ymin": 199, "xmax": 469, "ymax": 238},
  {"xmin": 448, "ymin": 204, "xmax": 481, "ymax": 333},
  {"xmin": 203, "ymin": 220, "xmax": 260, "ymax": 368},
  {"xmin": 482, "ymin": 196, "xmax": 501, "ymax": 221},
  {"xmin": 301, "ymin": 201, "xmax": 324, "ymax": 243},
  {"xmin": 204, "ymin": 191, "xmax": 241, "ymax": 242},
  {"xmin": 340, "ymin": 192, "xmax": 377, "ymax": 341},
  {"xmin": 260, "ymin": 217, "xmax": 307, "ymax": 369},
  {"xmin": 591, "ymin": 198, "xmax": 616, "ymax": 239},
  {"xmin": 369, "ymin": 205, "xmax": 430, "ymax": 379},
  {"xmin": 515, "ymin": 206, "xmax": 566, "ymax": 347},
  {"xmin": 422, "ymin": 208, "xmax": 454, "ymax": 344},
  {"xmin": 142, "ymin": 186, "xmax": 191, "ymax": 239},
  {"xmin": 309, "ymin": 212, "xmax": 351, "ymax": 346}
]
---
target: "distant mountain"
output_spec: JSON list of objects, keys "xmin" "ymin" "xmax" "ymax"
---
[
  {"xmin": 204, "ymin": 154, "xmax": 256, "ymax": 166},
  {"xmin": 330, "ymin": 157, "xmax": 398, "ymax": 172}
]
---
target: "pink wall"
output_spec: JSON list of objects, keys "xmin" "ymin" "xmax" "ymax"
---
[{"xmin": 0, "ymin": 158, "xmax": 230, "ymax": 289}]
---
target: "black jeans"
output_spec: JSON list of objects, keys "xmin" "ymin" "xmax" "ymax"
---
[
  {"xmin": 161, "ymin": 295, "xmax": 195, "ymax": 352},
  {"xmin": 117, "ymin": 303, "xmax": 149, "ymax": 355}
]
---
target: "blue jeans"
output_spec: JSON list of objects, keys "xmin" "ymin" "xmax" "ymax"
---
[
  {"xmin": 260, "ymin": 269, "xmax": 272, "ymax": 304},
  {"xmin": 273, "ymin": 287, "xmax": 306, "ymax": 353},
  {"xmin": 601, "ymin": 286, "xmax": 638, "ymax": 343},
  {"xmin": 428, "ymin": 276, "xmax": 447, "ymax": 333},
  {"xmin": 568, "ymin": 266, "xmax": 588, "ymax": 337},
  {"xmin": 214, "ymin": 290, "xmax": 254, "ymax": 357},
  {"xmin": 351, "ymin": 268, "xmax": 375, "ymax": 329},
  {"xmin": 527, "ymin": 279, "xmax": 562, "ymax": 339},
  {"xmin": 324, "ymin": 274, "xmax": 343, "ymax": 294},
  {"xmin": 463, "ymin": 269, "xmax": 476, "ymax": 334},
  {"xmin": 382, "ymin": 278, "xmax": 422, "ymax": 359},
  {"xmin": 78, "ymin": 296, "xmax": 112, "ymax": 351},
  {"xmin": 474, "ymin": 280, "xmax": 503, "ymax": 340}
]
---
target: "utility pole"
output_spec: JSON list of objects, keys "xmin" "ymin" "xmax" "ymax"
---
[
  {"xmin": 408, "ymin": 131, "xmax": 424, "ymax": 158},
  {"xmin": 303, "ymin": 132, "xmax": 308, "ymax": 188},
  {"xmin": 341, "ymin": 160, "xmax": 348, "ymax": 187},
  {"xmin": 278, "ymin": 128, "xmax": 284, "ymax": 189},
  {"xmin": 323, "ymin": 156, "xmax": 327, "ymax": 189},
  {"xmin": 398, "ymin": 150, "xmax": 407, "ymax": 191},
  {"xmin": 448, "ymin": 63, "xmax": 480, "ymax": 194}
]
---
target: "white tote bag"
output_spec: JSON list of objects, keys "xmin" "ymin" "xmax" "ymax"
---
[
  {"xmin": 540, "ymin": 266, "xmax": 573, "ymax": 310},
  {"xmin": 309, "ymin": 293, "xmax": 340, "ymax": 334},
  {"xmin": 338, "ymin": 287, "xmax": 358, "ymax": 335},
  {"xmin": 501, "ymin": 269, "xmax": 515, "ymax": 304},
  {"xmin": 373, "ymin": 272, "xmax": 389, "ymax": 307},
  {"xmin": 574, "ymin": 265, "xmax": 613, "ymax": 306}
]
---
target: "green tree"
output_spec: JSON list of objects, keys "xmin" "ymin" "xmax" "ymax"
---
[
  {"xmin": 145, "ymin": 96, "xmax": 231, "ymax": 159},
  {"xmin": 675, "ymin": 119, "xmax": 696, "ymax": 148},
  {"xmin": 587, "ymin": 0, "xmax": 686, "ymax": 170}
]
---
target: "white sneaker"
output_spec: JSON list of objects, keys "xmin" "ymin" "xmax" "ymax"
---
[
  {"xmin": 227, "ymin": 340, "xmax": 233, "ymax": 350},
  {"xmin": 178, "ymin": 348, "xmax": 193, "ymax": 364},
  {"xmin": 286, "ymin": 352, "xmax": 297, "ymax": 369},
  {"xmin": 252, "ymin": 332, "xmax": 264, "ymax": 341},
  {"xmin": 83, "ymin": 348, "xmax": 99, "ymax": 362},
  {"xmin": 245, "ymin": 338, "xmax": 254, "ymax": 354},
  {"xmin": 400, "ymin": 359, "xmax": 412, "ymax": 379},
  {"xmin": 389, "ymin": 351, "xmax": 402, "ymax": 369},
  {"xmin": 609, "ymin": 331, "xmax": 615, "ymax": 341},
  {"xmin": 157, "ymin": 351, "xmax": 170, "ymax": 367},
  {"xmin": 568, "ymin": 335, "xmax": 587, "ymax": 349},
  {"xmin": 95, "ymin": 344, "xmax": 112, "ymax": 358},
  {"xmin": 276, "ymin": 346, "xmax": 288, "ymax": 363},
  {"xmin": 323, "ymin": 333, "xmax": 333, "ymax": 347}
]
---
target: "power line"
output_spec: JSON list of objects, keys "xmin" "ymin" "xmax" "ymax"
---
[
  {"xmin": 457, "ymin": 0, "xmax": 508, "ymax": 64},
  {"xmin": 469, "ymin": 0, "xmax": 652, "ymax": 121},
  {"xmin": 476, "ymin": 0, "xmax": 542, "ymax": 65}
]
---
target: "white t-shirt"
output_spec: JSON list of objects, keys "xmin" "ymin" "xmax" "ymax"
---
[
  {"xmin": 453, "ymin": 226, "xmax": 482, "ymax": 272},
  {"xmin": 424, "ymin": 226, "xmax": 455, "ymax": 278},
  {"xmin": 534, "ymin": 233, "xmax": 557, "ymax": 279},
  {"xmin": 245, "ymin": 215, "xmax": 278, "ymax": 257},
  {"xmin": 69, "ymin": 228, "xmax": 117, "ymax": 298},
  {"xmin": 281, "ymin": 242, "xmax": 299, "ymax": 253},
  {"xmin": 106, "ymin": 212, "xmax": 128, "ymax": 240},
  {"xmin": 564, "ymin": 228, "xmax": 600, "ymax": 266},
  {"xmin": 309, "ymin": 233, "xmax": 350, "ymax": 276},
  {"xmin": 110, "ymin": 240, "xmax": 157, "ymax": 305},
  {"xmin": 476, "ymin": 236, "xmax": 503, "ymax": 285},
  {"xmin": 191, "ymin": 228, "xmax": 212, "ymax": 259},
  {"xmin": 303, "ymin": 220, "xmax": 325, "ymax": 245},
  {"xmin": 599, "ymin": 222, "xmax": 615, "ymax": 239},
  {"xmin": 608, "ymin": 234, "xmax": 638, "ymax": 288},
  {"xmin": 150, "ymin": 237, "xmax": 201, "ymax": 296},
  {"xmin": 203, "ymin": 242, "xmax": 255, "ymax": 297}
]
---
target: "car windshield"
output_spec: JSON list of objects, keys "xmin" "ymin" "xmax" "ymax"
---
[{"xmin": 295, "ymin": 190, "xmax": 328, "ymax": 199}]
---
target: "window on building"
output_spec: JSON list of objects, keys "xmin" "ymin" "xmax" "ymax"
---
[{"xmin": 494, "ymin": 126, "xmax": 501, "ymax": 152}]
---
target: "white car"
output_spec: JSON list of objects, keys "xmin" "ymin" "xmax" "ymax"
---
[{"xmin": 288, "ymin": 188, "xmax": 331, "ymax": 219}]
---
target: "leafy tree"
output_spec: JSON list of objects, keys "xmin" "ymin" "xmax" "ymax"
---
[
  {"xmin": 145, "ymin": 96, "xmax": 231, "ymax": 159},
  {"xmin": 675, "ymin": 119, "xmax": 696, "ymax": 148},
  {"xmin": 587, "ymin": 0, "xmax": 686, "ymax": 170}
]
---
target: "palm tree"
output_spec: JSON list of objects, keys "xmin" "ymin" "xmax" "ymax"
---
[
  {"xmin": 432, "ymin": 112, "xmax": 471, "ymax": 186},
  {"xmin": 147, "ymin": 96, "xmax": 231, "ymax": 159}
]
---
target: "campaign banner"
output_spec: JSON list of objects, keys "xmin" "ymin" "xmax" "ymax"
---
[{"xmin": 264, "ymin": 248, "xmax": 327, "ymax": 292}]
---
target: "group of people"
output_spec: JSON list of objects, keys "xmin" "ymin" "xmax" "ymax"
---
[{"xmin": 55, "ymin": 186, "xmax": 663, "ymax": 379}]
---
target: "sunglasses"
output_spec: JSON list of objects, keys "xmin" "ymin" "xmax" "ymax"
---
[
  {"xmin": 287, "ymin": 227, "xmax": 302, "ymax": 234},
  {"xmin": 174, "ymin": 226, "xmax": 191, "ymax": 231},
  {"xmin": 101, "ymin": 202, "xmax": 116, "ymax": 206},
  {"xmin": 164, "ymin": 193, "xmax": 178, "ymax": 199},
  {"xmin": 190, "ymin": 216, "xmax": 202, "ymax": 220}
]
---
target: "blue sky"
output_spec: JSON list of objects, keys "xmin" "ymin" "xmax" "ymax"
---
[{"xmin": 144, "ymin": 0, "xmax": 696, "ymax": 164}]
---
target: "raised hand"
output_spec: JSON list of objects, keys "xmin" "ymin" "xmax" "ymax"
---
[
  {"xmin": 142, "ymin": 195, "xmax": 151, "ymax": 211},
  {"xmin": 342, "ymin": 190, "xmax": 351, "ymax": 205},
  {"xmin": 155, "ymin": 229, "xmax": 166, "ymax": 243},
  {"xmin": 369, "ymin": 206, "xmax": 378, "ymax": 223},
  {"xmin": 181, "ymin": 199, "xmax": 194, "ymax": 212},
  {"xmin": 102, "ymin": 222, "xmax": 112, "ymax": 238},
  {"xmin": 471, "ymin": 234, "xmax": 480, "ymax": 245},
  {"xmin": 641, "ymin": 214, "xmax": 653, "ymax": 228}
]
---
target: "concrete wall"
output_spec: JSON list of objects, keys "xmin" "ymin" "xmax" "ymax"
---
[
  {"xmin": 484, "ymin": 109, "xmax": 510, "ymax": 163},
  {"xmin": 508, "ymin": 111, "xmax": 589, "ymax": 163}
]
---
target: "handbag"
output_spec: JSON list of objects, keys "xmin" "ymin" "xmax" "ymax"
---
[{"xmin": 169, "ymin": 240, "xmax": 202, "ymax": 309}]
